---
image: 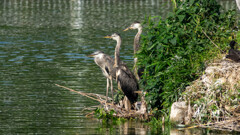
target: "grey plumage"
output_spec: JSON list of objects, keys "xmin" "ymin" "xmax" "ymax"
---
[
  {"xmin": 88, "ymin": 51, "xmax": 116, "ymax": 102},
  {"xmin": 124, "ymin": 21, "xmax": 142, "ymax": 54},
  {"xmin": 105, "ymin": 33, "xmax": 139, "ymax": 104},
  {"xmin": 124, "ymin": 21, "xmax": 143, "ymax": 80},
  {"xmin": 89, "ymin": 51, "xmax": 116, "ymax": 79}
]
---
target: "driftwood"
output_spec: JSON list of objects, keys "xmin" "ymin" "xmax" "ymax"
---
[
  {"xmin": 55, "ymin": 84, "xmax": 150, "ymax": 120},
  {"xmin": 199, "ymin": 116, "xmax": 240, "ymax": 132},
  {"xmin": 179, "ymin": 115, "xmax": 240, "ymax": 132}
]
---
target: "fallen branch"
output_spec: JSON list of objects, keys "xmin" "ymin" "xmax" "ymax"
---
[
  {"xmin": 179, "ymin": 117, "xmax": 239, "ymax": 130},
  {"xmin": 55, "ymin": 84, "xmax": 104, "ymax": 103},
  {"xmin": 55, "ymin": 84, "xmax": 150, "ymax": 120},
  {"xmin": 202, "ymin": 30, "xmax": 222, "ymax": 52}
]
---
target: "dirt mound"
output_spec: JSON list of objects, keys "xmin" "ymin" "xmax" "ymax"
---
[{"xmin": 180, "ymin": 59, "xmax": 240, "ymax": 131}]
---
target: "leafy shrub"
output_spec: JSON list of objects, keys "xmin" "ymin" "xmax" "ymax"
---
[{"xmin": 137, "ymin": 0, "xmax": 238, "ymax": 115}]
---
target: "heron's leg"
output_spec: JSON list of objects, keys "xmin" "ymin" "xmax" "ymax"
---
[
  {"xmin": 106, "ymin": 78, "xmax": 109, "ymax": 103},
  {"xmin": 110, "ymin": 76, "xmax": 114, "ymax": 104}
]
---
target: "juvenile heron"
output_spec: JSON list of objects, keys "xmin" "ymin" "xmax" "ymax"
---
[
  {"xmin": 124, "ymin": 21, "xmax": 143, "ymax": 80},
  {"xmin": 104, "ymin": 33, "xmax": 139, "ymax": 104},
  {"xmin": 88, "ymin": 51, "xmax": 115, "ymax": 102}
]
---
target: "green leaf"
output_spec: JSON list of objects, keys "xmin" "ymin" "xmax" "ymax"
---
[
  {"xmin": 169, "ymin": 37, "xmax": 177, "ymax": 45},
  {"xmin": 177, "ymin": 15, "xmax": 185, "ymax": 22}
]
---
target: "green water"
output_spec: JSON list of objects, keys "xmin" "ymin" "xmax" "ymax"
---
[{"xmin": 0, "ymin": 0, "xmax": 238, "ymax": 134}]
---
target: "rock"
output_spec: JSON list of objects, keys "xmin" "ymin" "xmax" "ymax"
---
[{"xmin": 170, "ymin": 101, "xmax": 192, "ymax": 125}]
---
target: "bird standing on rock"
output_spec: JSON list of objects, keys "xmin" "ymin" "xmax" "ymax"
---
[{"xmin": 226, "ymin": 40, "xmax": 240, "ymax": 62}]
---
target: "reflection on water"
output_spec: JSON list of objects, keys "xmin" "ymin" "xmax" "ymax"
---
[{"xmin": 0, "ymin": 0, "xmax": 238, "ymax": 134}]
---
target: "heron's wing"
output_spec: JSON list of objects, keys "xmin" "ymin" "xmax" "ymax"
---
[
  {"xmin": 105, "ymin": 66, "xmax": 110, "ymax": 75},
  {"xmin": 121, "ymin": 65, "xmax": 137, "ymax": 79},
  {"xmin": 103, "ymin": 55, "xmax": 114, "ymax": 65},
  {"xmin": 116, "ymin": 68, "xmax": 139, "ymax": 103},
  {"xmin": 103, "ymin": 54, "xmax": 117, "ymax": 78},
  {"xmin": 103, "ymin": 53, "xmax": 126, "ymax": 67},
  {"xmin": 117, "ymin": 66, "xmax": 139, "ymax": 90}
]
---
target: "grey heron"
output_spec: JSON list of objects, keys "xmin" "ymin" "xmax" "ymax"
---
[
  {"xmin": 88, "ymin": 51, "xmax": 116, "ymax": 103},
  {"xmin": 104, "ymin": 33, "xmax": 139, "ymax": 104},
  {"xmin": 124, "ymin": 21, "xmax": 143, "ymax": 80}
]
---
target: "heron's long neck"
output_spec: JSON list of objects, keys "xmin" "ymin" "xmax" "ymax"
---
[
  {"xmin": 237, "ymin": 0, "xmax": 240, "ymax": 10},
  {"xmin": 115, "ymin": 38, "xmax": 121, "ymax": 67},
  {"xmin": 134, "ymin": 27, "xmax": 142, "ymax": 54}
]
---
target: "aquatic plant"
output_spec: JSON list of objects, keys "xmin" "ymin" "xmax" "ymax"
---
[
  {"xmin": 94, "ymin": 108, "xmax": 125, "ymax": 124},
  {"xmin": 137, "ymin": 0, "xmax": 238, "ymax": 116}
]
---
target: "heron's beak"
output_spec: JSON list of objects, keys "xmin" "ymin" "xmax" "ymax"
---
[
  {"xmin": 123, "ymin": 27, "xmax": 130, "ymax": 31},
  {"xmin": 87, "ymin": 54, "xmax": 94, "ymax": 57},
  {"xmin": 104, "ymin": 36, "xmax": 112, "ymax": 39}
]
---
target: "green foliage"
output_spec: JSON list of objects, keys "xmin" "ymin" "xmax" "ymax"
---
[
  {"xmin": 237, "ymin": 31, "xmax": 240, "ymax": 44},
  {"xmin": 147, "ymin": 117, "xmax": 172, "ymax": 134},
  {"xmin": 137, "ymin": 0, "xmax": 237, "ymax": 114},
  {"xmin": 147, "ymin": 117, "xmax": 163, "ymax": 128},
  {"xmin": 147, "ymin": 117, "xmax": 163, "ymax": 134},
  {"xmin": 113, "ymin": 89, "xmax": 125, "ymax": 103},
  {"xmin": 94, "ymin": 108, "xmax": 125, "ymax": 124}
]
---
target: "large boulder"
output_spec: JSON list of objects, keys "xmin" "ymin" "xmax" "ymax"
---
[{"xmin": 170, "ymin": 101, "xmax": 192, "ymax": 125}]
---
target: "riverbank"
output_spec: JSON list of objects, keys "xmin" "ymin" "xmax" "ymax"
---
[
  {"xmin": 170, "ymin": 56, "xmax": 240, "ymax": 131},
  {"xmin": 137, "ymin": 0, "xmax": 238, "ymax": 121}
]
